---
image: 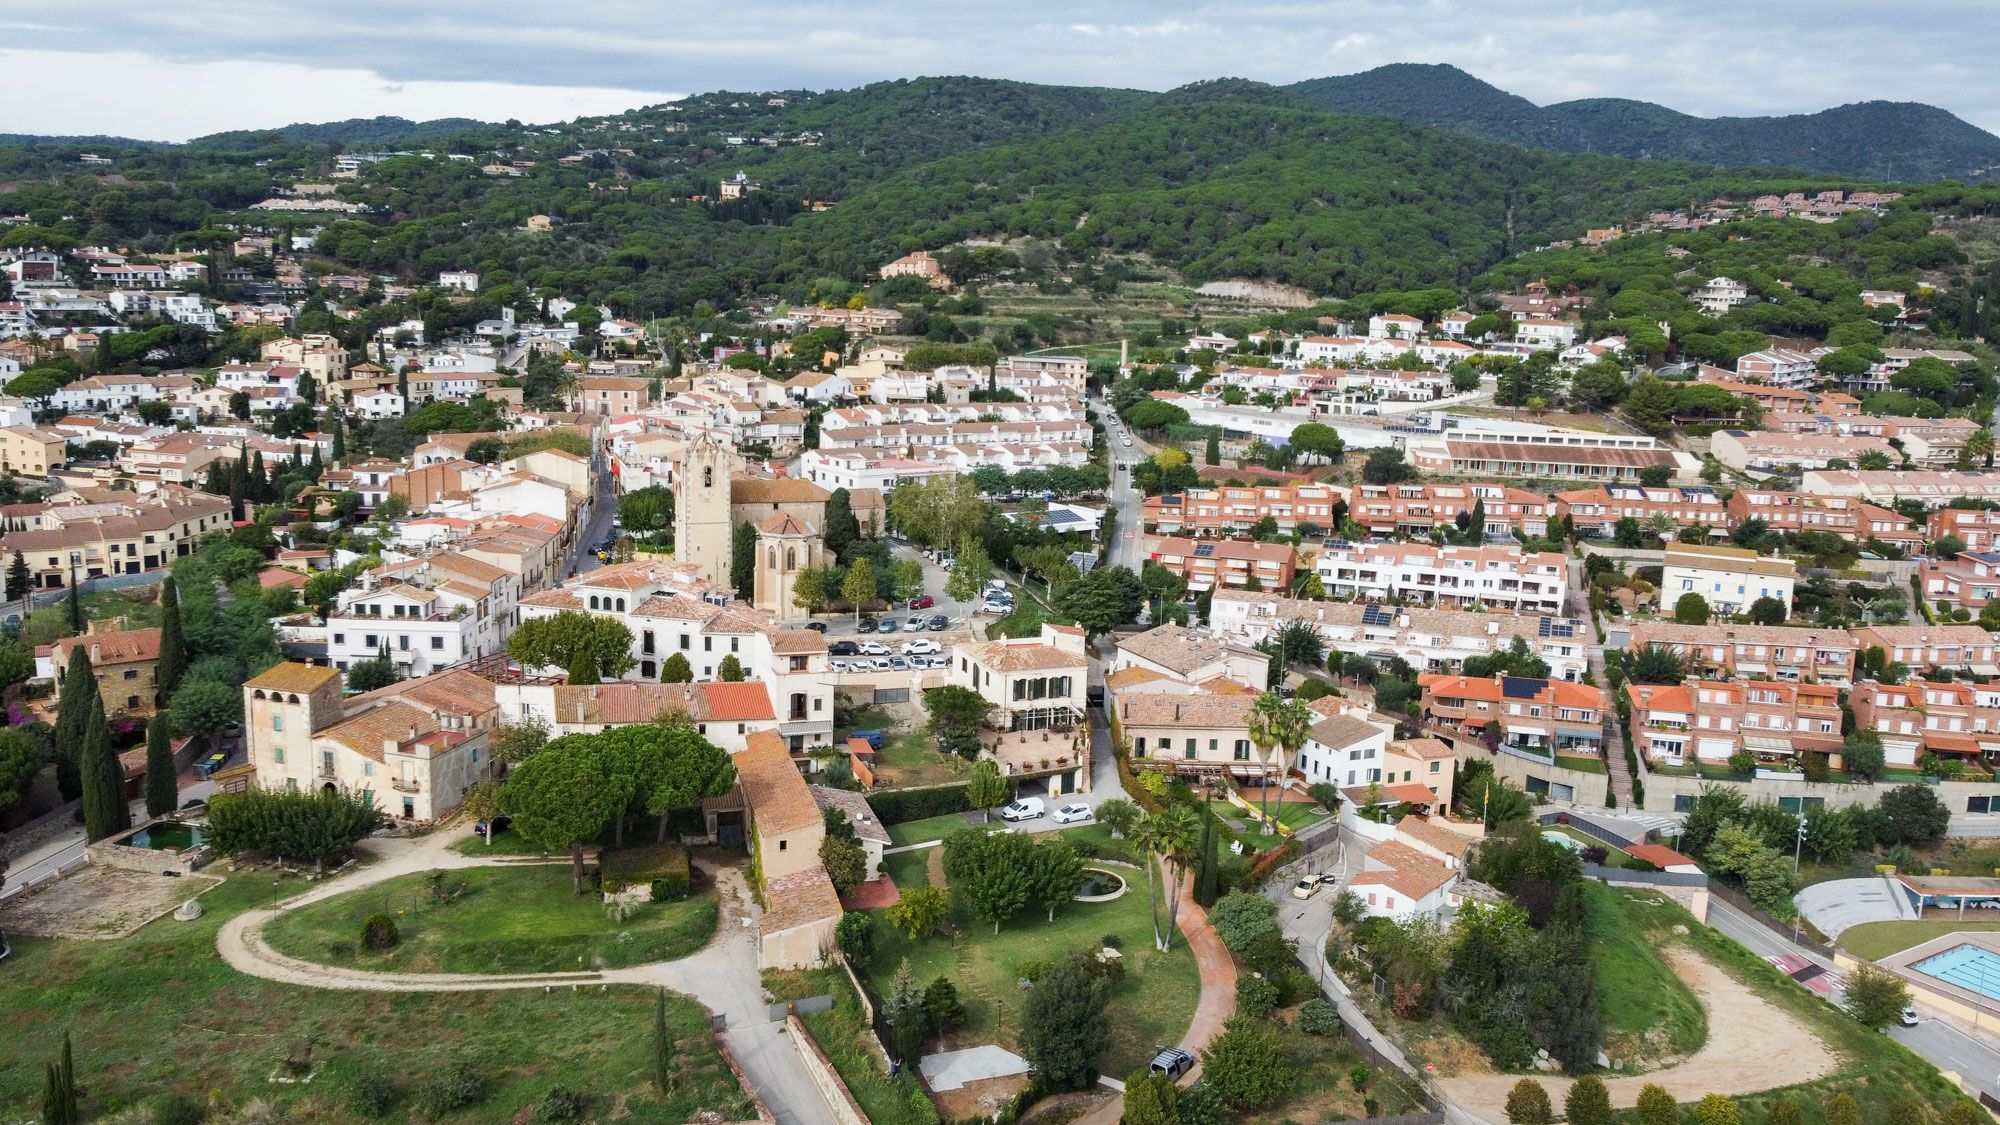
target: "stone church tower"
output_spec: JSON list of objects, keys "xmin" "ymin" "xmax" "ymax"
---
[
  {"xmin": 674, "ymin": 429, "xmax": 738, "ymax": 587},
  {"xmin": 754, "ymin": 512, "xmax": 824, "ymax": 623}
]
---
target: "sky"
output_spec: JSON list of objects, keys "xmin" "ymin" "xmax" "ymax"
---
[{"xmin": 7, "ymin": 1, "xmax": 2000, "ymax": 141}]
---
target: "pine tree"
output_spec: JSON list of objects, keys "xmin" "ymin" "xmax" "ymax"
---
[
  {"xmin": 6, "ymin": 549, "xmax": 28, "ymax": 602},
  {"xmin": 144, "ymin": 712, "xmax": 177, "ymax": 819},
  {"xmin": 52, "ymin": 647, "xmax": 100, "ymax": 801},
  {"xmin": 156, "ymin": 576, "xmax": 187, "ymax": 701},
  {"xmin": 652, "ymin": 989, "xmax": 675, "ymax": 1094},
  {"xmin": 41, "ymin": 1031, "xmax": 77, "ymax": 1125},
  {"xmin": 81, "ymin": 703, "xmax": 128, "ymax": 842}
]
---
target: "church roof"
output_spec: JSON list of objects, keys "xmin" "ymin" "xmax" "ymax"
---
[{"xmin": 757, "ymin": 511, "xmax": 816, "ymax": 536}]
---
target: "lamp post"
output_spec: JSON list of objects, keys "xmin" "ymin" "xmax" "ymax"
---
[{"xmin": 1794, "ymin": 812, "xmax": 1808, "ymax": 876}]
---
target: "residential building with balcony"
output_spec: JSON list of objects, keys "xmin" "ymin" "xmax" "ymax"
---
[
  {"xmin": 1117, "ymin": 689, "xmax": 1267, "ymax": 781},
  {"xmin": 1625, "ymin": 621, "xmax": 1857, "ymax": 685},
  {"xmin": 1624, "ymin": 678, "xmax": 1841, "ymax": 768},
  {"xmin": 1314, "ymin": 542, "xmax": 1569, "ymax": 614},
  {"xmin": 0, "ymin": 486, "xmax": 233, "ymax": 586},
  {"xmin": 1145, "ymin": 535, "xmax": 1296, "ymax": 593},
  {"xmin": 0, "ymin": 425, "xmax": 66, "ymax": 476},
  {"xmin": 1406, "ymin": 439, "xmax": 1677, "ymax": 483},
  {"xmin": 1923, "ymin": 552, "xmax": 2000, "ymax": 611},
  {"xmin": 950, "ymin": 623, "xmax": 1089, "ymax": 732},
  {"xmin": 327, "ymin": 552, "xmax": 519, "ymax": 677},
  {"xmin": 1555, "ymin": 485, "xmax": 1728, "ymax": 539},
  {"xmin": 1851, "ymin": 625, "xmax": 2000, "ymax": 676},
  {"xmin": 1710, "ymin": 429, "xmax": 1898, "ymax": 472},
  {"xmin": 1851, "ymin": 679, "xmax": 2000, "ymax": 772},
  {"xmin": 1295, "ymin": 701, "xmax": 1394, "ymax": 789},
  {"xmin": 493, "ymin": 680, "xmax": 778, "ymax": 751},
  {"xmin": 1207, "ymin": 590, "xmax": 1588, "ymax": 682},
  {"xmin": 1347, "ymin": 482, "xmax": 1551, "ymax": 539},
  {"xmin": 1803, "ymin": 470, "xmax": 2000, "ymax": 509},
  {"xmin": 1726, "ymin": 490, "xmax": 1922, "ymax": 550},
  {"xmin": 1929, "ymin": 507, "xmax": 2000, "ymax": 553},
  {"xmin": 1418, "ymin": 673, "xmax": 1606, "ymax": 754},
  {"xmin": 1734, "ymin": 348, "xmax": 1818, "ymax": 389},
  {"xmin": 1660, "ymin": 543, "xmax": 1797, "ymax": 618},
  {"xmin": 1142, "ymin": 483, "xmax": 1343, "ymax": 536}
]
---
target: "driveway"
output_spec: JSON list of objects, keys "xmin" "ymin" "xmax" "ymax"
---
[{"xmin": 1795, "ymin": 876, "xmax": 1912, "ymax": 939}]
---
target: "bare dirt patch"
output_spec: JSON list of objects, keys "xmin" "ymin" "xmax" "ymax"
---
[
  {"xmin": 1438, "ymin": 947, "xmax": 1837, "ymax": 1117},
  {"xmin": 933, "ymin": 1072, "xmax": 1033, "ymax": 1120},
  {"xmin": 1, "ymin": 867, "xmax": 223, "ymax": 939}
]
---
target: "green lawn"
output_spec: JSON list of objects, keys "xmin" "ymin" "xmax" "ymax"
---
[
  {"xmin": 769, "ymin": 968, "xmax": 940, "ymax": 1125},
  {"xmin": 264, "ymin": 865, "xmax": 718, "ymax": 974},
  {"xmin": 885, "ymin": 813, "xmax": 978, "ymax": 847},
  {"xmin": 1839, "ymin": 919, "xmax": 2000, "ymax": 962},
  {"xmin": 873, "ymin": 729, "xmax": 970, "ymax": 788},
  {"xmin": 860, "ymin": 863, "xmax": 1200, "ymax": 1078},
  {"xmin": 1554, "ymin": 753, "xmax": 1608, "ymax": 775},
  {"xmin": 1579, "ymin": 885, "xmax": 1706, "ymax": 1067},
  {"xmin": 1057, "ymin": 822, "xmax": 1143, "ymax": 865},
  {"xmin": 0, "ymin": 874, "xmax": 752, "ymax": 1123},
  {"xmin": 883, "ymin": 847, "xmax": 933, "ymax": 889},
  {"xmin": 447, "ymin": 826, "xmax": 562, "ymax": 856}
]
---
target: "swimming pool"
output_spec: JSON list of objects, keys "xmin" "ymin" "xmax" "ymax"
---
[{"xmin": 1913, "ymin": 944, "xmax": 2000, "ymax": 1000}]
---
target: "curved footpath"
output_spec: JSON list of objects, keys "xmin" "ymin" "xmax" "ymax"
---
[{"xmin": 215, "ymin": 824, "xmax": 840, "ymax": 1124}]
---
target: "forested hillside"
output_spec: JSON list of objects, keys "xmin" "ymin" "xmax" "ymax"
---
[{"xmin": 1289, "ymin": 64, "xmax": 2000, "ymax": 181}]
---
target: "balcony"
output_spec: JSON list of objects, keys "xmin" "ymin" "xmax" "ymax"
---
[{"xmin": 391, "ymin": 779, "xmax": 421, "ymax": 793}]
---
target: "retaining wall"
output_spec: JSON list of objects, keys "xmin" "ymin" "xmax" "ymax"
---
[{"xmin": 785, "ymin": 1014, "xmax": 870, "ymax": 1125}]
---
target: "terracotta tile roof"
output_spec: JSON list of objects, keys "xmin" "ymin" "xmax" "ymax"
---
[
  {"xmin": 1395, "ymin": 816, "xmax": 1472, "ymax": 860},
  {"xmin": 809, "ymin": 784, "xmax": 890, "ymax": 844},
  {"xmin": 757, "ymin": 866, "xmax": 843, "ymax": 935},
  {"xmin": 374, "ymin": 668, "xmax": 499, "ymax": 717},
  {"xmin": 1352, "ymin": 839, "xmax": 1455, "ymax": 900},
  {"xmin": 322, "ymin": 700, "xmax": 440, "ymax": 763},
  {"xmin": 1308, "ymin": 712, "xmax": 1384, "ymax": 751},
  {"xmin": 1342, "ymin": 782, "xmax": 1442, "ymax": 807},
  {"xmin": 547, "ymin": 681, "xmax": 773, "ymax": 725},
  {"xmin": 521, "ymin": 588, "xmax": 586, "ymax": 610},
  {"xmin": 53, "ymin": 626, "xmax": 160, "ymax": 667},
  {"xmin": 1117, "ymin": 691, "xmax": 1256, "ymax": 729},
  {"xmin": 757, "ymin": 511, "xmax": 816, "ymax": 535},
  {"xmin": 1104, "ymin": 666, "xmax": 1170, "ymax": 691},
  {"xmin": 705, "ymin": 681, "xmax": 778, "ymax": 721},
  {"xmin": 770, "ymin": 630, "xmax": 827, "ymax": 654},
  {"xmin": 1389, "ymin": 737, "xmax": 1455, "ymax": 761},
  {"xmin": 246, "ymin": 662, "xmax": 342, "ymax": 694},
  {"xmin": 731, "ymin": 478, "xmax": 830, "ymax": 505},
  {"xmin": 964, "ymin": 639, "xmax": 1088, "ymax": 673},
  {"xmin": 1115, "ymin": 624, "xmax": 1260, "ymax": 678},
  {"xmin": 737, "ymin": 731, "xmax": 819, "ymax": 836}
]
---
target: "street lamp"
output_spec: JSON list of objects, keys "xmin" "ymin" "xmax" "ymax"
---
[{"xmin": 1794, "ymin": 812, "xmax": 1808, "ymax": 875}]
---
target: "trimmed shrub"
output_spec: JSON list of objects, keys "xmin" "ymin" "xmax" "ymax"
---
[
  {"xmin": 360, "ymin": 913, "xmax": 398, "ymax": 951},
  {"xmin": 532, "ymin": 1085, "xmax": 589, "ymax": 1123},
  {"xmin": 867, "ymin": 783, "xmax": 971, "ymax": 824},
  {"xmin": 1297, "ymin": 997, "xmax": 1340, "ymax": 1035},
  {"xmin": 414, "ymin": 1068, "xmax": 485, "ymax": 1117},
  {"xmin": 1236, "ymin": 973, "xmax": 1279, "ymax": 1018}
]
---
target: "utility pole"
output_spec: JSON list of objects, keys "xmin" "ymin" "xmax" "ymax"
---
[{"xmin": 1794, "ymin": 812, "xmax": 1808, "ymax": 875}]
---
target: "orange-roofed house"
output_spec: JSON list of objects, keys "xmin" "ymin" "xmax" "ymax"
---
[
  {"xmin": 950, "ymin": 622, "xmax": 1090, "ymax": 733},
  {"xmin": 1419, "ymin": 674, "xmax": 1606, "ymax": 757},
  {"xmin": 52, "ymin": 625, "xmax": 163, "ymax": 717},
  {"xmin": 497, "ymin": 680, "xmax": 779, "ymax": 750},
  {"xmin": 1850, "ymin": 679, "xmax": 2000, "ymax": 772},
  {"xmin": 1624, "ymin": 677, "xmax": 1840, "ymax": 769}
]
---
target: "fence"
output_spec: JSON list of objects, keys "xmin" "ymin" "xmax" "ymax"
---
[
  {"xmin": 1542, "ymin": 810, "xmax": 1637, "ymax": 848},
  {"xmin": 1582, "ymin": 863, "xmax": 1708, "ymax": 888},
  {"xmin": 1293, "ymin": 816, "xmax": 1340, "ymax": 854},
  {"xmin": 0, "ymin": 854, "xmax": 88, "ymax": 904},
  {"xmin": 1708, "ymin": 881, "xmax": 1836, "ymax": 959}
]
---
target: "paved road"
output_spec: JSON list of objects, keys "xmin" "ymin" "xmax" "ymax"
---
[
  {"xmin": 564, "ymin": 450, "xmax": 619, "ymax": 579},
  {"xmin": 1707, "ymin": 894, "xmax": 2000, "ymax": 1103},
  {"xmin": 6, "ymin": 777, "xmax": 219, "ymax": 890},
  {"xmin": 1096, "ymin": 400, "xmax": 1146, "ymax": 574}
]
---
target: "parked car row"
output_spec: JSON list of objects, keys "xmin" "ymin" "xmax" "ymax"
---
[
  {"xmin": 830, "ymin": 655, "xmax": 952, "ymax": 673},
  {"xmin": 856, "ymin": 615, "xmax": 950, "ymax": 633}
]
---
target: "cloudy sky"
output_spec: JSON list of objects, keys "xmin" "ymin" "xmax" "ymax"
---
[{"xmin": 8, "ymin": 1, "xmax": 2000, "ymax": 141}]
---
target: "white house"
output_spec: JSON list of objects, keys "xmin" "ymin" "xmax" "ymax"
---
[{"xmin": 1660, "ymin": 542, "xmax": 1796, "ymax": 618}]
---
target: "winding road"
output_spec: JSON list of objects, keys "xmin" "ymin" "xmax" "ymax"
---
[{"xmin": 216, "ymin": 824, "xmax": 840, "ymax": 1124}]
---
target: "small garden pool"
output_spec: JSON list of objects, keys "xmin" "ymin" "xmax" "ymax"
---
[
  {"xmin": 1075, "ymin": 867, "xmax": 1127, "ymax": 900},
  {"xmin": 130, "ymin": 823, "xmax": 206, "ymax": 851}
]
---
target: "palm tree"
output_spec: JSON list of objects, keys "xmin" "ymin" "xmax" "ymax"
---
[
  {"xmin": 1267, "ymin": 697, "xmax": 1314, "ymax": 833},
  {"xmin": 1130, "ymin": 812, "xmax": 1169, "ymax": 952},
  {"xmin": 1248, "ymin": 692, "xmax": 1313, "ymax": 825},
  {"xmin": 1643, "ymin": 512, "xmax": 1678, "ymax": 545},
  {"xmin": 1970, "ymin": 426, "xmax": 1996, "ymax": 469},
  {"xmin": 1153, "ymin": 805, "xmax": 1201, "ymax": 951}
]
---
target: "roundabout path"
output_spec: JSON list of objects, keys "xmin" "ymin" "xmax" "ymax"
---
[{"xmin": 215, "ymin": 824, "xmax": 840, "ymax": 1124}]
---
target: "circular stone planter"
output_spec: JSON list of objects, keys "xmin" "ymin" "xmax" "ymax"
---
[{"xmin": 1073, "ymin": 867, "xmax": 1129, "ymax": 902}]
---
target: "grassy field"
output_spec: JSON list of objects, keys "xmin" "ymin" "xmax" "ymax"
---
[
  {"xmin": 264, "ymin": 865, "xmax": 717, "ymax": 974},
  {"xmin": 1580, "ymin": 885, "xmax": 1707, "ymax": 1066},
  {"xmin": 83, "ymin": 588, "xmax": 163, "ymax": 629},
  {"xmin": 1244, "ymin": 1005, "xmax": 1426, "ymax": 1123},
  {"xmin": 0, "ymin": 873, "xmax": 751, "ymax": 1122},
  {"xmin": 447, "ymin": 825, "xmax": 560, "ymax": 856},
  {"xmin": 860, "ymin": 861, "xmax": 1199, "ymax": 1078},
  {"xmin": 1838, "ymin": 919, "xmax": 2000, "ymax": 962},
  {"xmin": 883, "ymin": 847, "xmax": 934, "ymax": 889},
  {"xmin": 885, "ymin": 812, "xmax": 980, "ymax": 847},
  {"xmin": 768, "ymin": 968, "xmax": 941, "ymax": 1125}
]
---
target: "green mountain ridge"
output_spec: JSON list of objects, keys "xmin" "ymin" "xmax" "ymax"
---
[{"xmin": 1287, "ymin": 63, "xmax": 2000, "ymax": 181}]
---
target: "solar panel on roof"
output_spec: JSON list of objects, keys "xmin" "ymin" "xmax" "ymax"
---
[
  {"xmin": 1194, "ymin": 543, "xmax": 1215, "ymax": 557},
  {"xmin": 1362, "ymin": 604, "xmax": 1394, "ymax": 627},
  {"xmin": 1500, "ymin": 675, "xmax": 1548, "ymax": 699},
  {"xmin": 1043, "ymin": 508, "xmax": 1082, "ymax": 526}
]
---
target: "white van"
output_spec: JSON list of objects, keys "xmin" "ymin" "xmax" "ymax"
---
[{"xmin": 999, "ymin": 797, "xmax": 1046, "ymax": 822}]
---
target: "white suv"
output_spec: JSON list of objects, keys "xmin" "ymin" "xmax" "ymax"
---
[{"xmin": 901, "ymin": 639, "xmax": 941, "ymax": 656}]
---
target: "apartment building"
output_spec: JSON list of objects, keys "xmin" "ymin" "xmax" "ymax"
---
[
  {"xmin": 1851, "ymin": 625, "xmax": 2000, "ymax": 675},
  {"xmin": 0, "ymin": 487, "xmax": 233, "ymax": 586},
  {"xmin": 245, "ymin": 663, "xmax": 498, "ymax": 822},
  {"xmin": 1408, "ymin": 440, "xmax": 1677, "ymax": 483},
  {"xmin": 1145, "ymin": 535, "xmax": 1297, "ymax": 593},
  {"xmin": 1726, "ymin": 490, "xmax": 1922, "ymax": 550},
  {"xmin": 327, "ymin": 552, "xmax": 519, "ymax": 677},
  {"xmin": 0, "ymin": 425, "xmax": 67, "ymax": 476},
  {"xmin": 1803, "ymin": 470, "xmax": 2000, "ymax": 509},
  {"xmin": 52, "ymin": 625, "xmax": 162, "ymax": 718},
  {"xmin": 1347, "ymin": 482, "xmax": 1552, "ymax": 539},
  {"xmin": 1625, "ymin": 621, "xmax": 1858, "ymax": 685},
  {"xmin": 796, "ymin": 306, "xmax": 904, "ymax": 334},
  {"xmin": 950, "ymin": 623, "xmax": 1090, "ymax": 732},
  {"xmin": 1142, "ymin": 483, "xmax": 1343, "ymax": 536},
  {"xmin": 1851, "ymin": 679, "xmax": 2000, "ymax": 771},
  {"xmin": 994, "ymin": 354, "xmax": 1089, "ymax": 395},
  {"xmin": 1624, "ymin": 678, "xmax": 1841, "ymax": 768},
  {"xmin": 1919, "ymin": 551, "xmax": 2000, "ymax": 611},
  {"xmin": 1554, "ymin": 485, "xmax": 1728, "ymax": 539},
  {"xmin": 1418, "ymin": 673, "xmax": 1606, "ymax": 754},
  {"xmin": 1661, "ymin": 543, "xmax": 1797, "ymax": 618},
  {"xmin": 1207, "ymin": 590, "xmax": 1589, "ymax": 682},
  {"xmin": 1314, "ymin": 542, "xmax": 1569, "ymax": 614},
  {"xmin": 1710, "ymin": 429, "xmax": 1897, "ymax": 472},
  {"xmin": 1930, "ymin": 507, "xmax": 2000, "ymax": 552},
  {"xmin": 567, "ymin": 376, "xmax": 650, "ymax": 417},
  {"xmin": 1887, "ymin": 417, "xmax": 1982, "ymax": 469},
  {"xmin": 1734, "ymin": 348, "xmax": 1818, "ymax": 389}
]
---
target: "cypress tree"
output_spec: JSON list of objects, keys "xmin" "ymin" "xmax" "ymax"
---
[
  {"xmin": 1195, "ymin": 796, "xmax": 1220, "ymax": 907},
  {"xmin": 41, "ymin": 1031, "xmax": 77, "ymax": 1125},
  {"xmin": 730, "ymin": 521, "xmax": 757, "ymax": 597},
  {"xmin": 307, "ymin": 447, "xmax": 324, "ymax": 481},
  {"xmin": 250, "ymin": 451, "xmax": 269, "ymax": 502},
  {"xmin": 330, "ymin": 416, "xmax": 346, "ymax": 462},
  {"xmin": 52, "ymin": 647, "xmax": 100, "ymax": 800},
  {"xmin": 228, "ymin": 456, "xmax": 247, "ymax": 521},
  {"xmin": 203, "ymin": 459, "xmax": 228, "ymax": 496},
  {"xmin": 65, "ymin": 577, "xmax": 83, "ymax": 636},
  {"xmin": 156, "ymin": 576, "xmax": 187, "ymax": 701},
  {"xmin": 81, "ymin": 702, "xmax": 128, "ymax": 842},
  {"xmin": 1204, "ymin": 430, "xmax": 1220, "ymax": 466},
  {"xmin": 144, "ymin": 712, "xmax": 177, "ymax": 819},
  {"xmin": 6, "ymin": 549, "xmax": 28, "ymax": 603},
  {"xmin": 652, "ymin": 989, "xmax": 674, "ymax": 1094}
]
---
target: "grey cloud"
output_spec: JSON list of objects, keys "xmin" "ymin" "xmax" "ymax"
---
[{"xmin": 21, "ymin": 0, "xmax": 2000, "ymax": 132}]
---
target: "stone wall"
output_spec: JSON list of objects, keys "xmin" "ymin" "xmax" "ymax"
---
[
  {"xmin": 786, "ymin": 1015, "xmax": 870, "ymax": 1125},
  {"xmin": 1636, "ymin": 765, "xmax": 1998, "ymax": 816}
]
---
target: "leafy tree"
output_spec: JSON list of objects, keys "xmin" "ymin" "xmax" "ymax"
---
[
  {"xmin": 1028, "ymin": 838, "xmax": 1087, "ymax": 921},
  {"xmin": 346, "ymin": 646, "xmax": 402, "ymax": 692},
  {"xmin": 1290, "ymin": 422, "xmax": 1344, "ymax": 464},
  {"xmin": 841, "ymin": 557, "xmax": 876, "ymax": 618},
  {"xmin": 1052, "ymin": 566, "xmax": 1144, "ymax": 636},
  {"xmin": 618, "ymin": 486, "xmax": 674, "ymax": 534},
  {"xmin": 943, "ymin": 828, "xmax": 1036, "ymax": 932},
  {"xmin": 1096, "ymin": 797, "xmax": 1140, "ymax": 838},
  {"xmin": 76, "ymin": 706, "xmax": 125, "ymax": 842},
  {"xmin": 823, "ymin": 488, "xmax": 861, "ymax": 556},
  {"xmin": 171, "ymin": 677, "xmax": 242, "ymax": 749},
  {"xmin": 819, "ymin": 832, "xmax": 867, "ymax": 896},
  {"xmin": 491, "ymin": 714, "xmax": 550, "ymax": 763},
  {"xmin": 791, "ymin": 564, "xmax": 830, "ymax": 617},
  {"xmin": 1361, "ymin": 446, "xmax": 1417, "ymax": 484},
  {"xmin": 1201, "ymin": 1016, "xmax": 1295, "ymax": 1111},
  {"xmin": 143, "ymin": 713, "xmax": 178, "ymax": 819},
  {"xmin": 1674, "ymin": 592, "xmax": 1711, "ymax": 624},
  {"xmin": 1843, "ymin": 730, "xmax": 1886, "ymax": 780},
  {"xmin": 716, "ymin": 654, "xmax": 745, "ymax": 682},
  {"xmin": 1879, "ymin": 784, "xmax": 1950, "ymax": 846},
  {"xmin": 1121, "ymin": 1068, "xmax": 1183, "ymax": 1125},
  {"xmin": 206, "ymin": 785, "xmax": 382, "ymax": 867},
  {"xmin": 945, "ymin": 539, "xmax": 992, "ymax": 604},
  {"xmin": 1622, "ymin": 375, "xmax": 1679, "ymax": 435},
  {"xmin": 50, "ymin": 646, "xmax": 102, "ymax": 800},
  {"xmin": 509, "ymin": 611, "xmax": 635, "ymax": 680},
  {"xmin": 1020, "ymin": 951, "xmax": 1110, "ymax": 1091},
  {"xmin": 1504, "ymin": 1079, "xmax": 1553, "ymax": 1123},
  {"xmin": 836, "ymin": 912, "xmax": 876, "ymax": 963},
  {"xmin": 1565, "ymin": 1075, "xmax": 1613, "ymax": 1125},
  {"xmin": 886, "ymin": 884, "xmax": 947, "ymax": 940},
  {"xmin": 965, "ymin": 759, "xmax": 1009, "ymax": 818},
  {"xmin": 1842, "ymin": 963, "xmax": 1911, "ymax": 1028},
  {"xmin": 500, "ymin": 736, "xmax": 626, "ymax": 892},
  {"xmin": 460, "ymin": 779, "xmax": 504, "ymax": 844},
  {"xmin": 925, "ymin": 685, "xmax": 992, "ymax": 760}
]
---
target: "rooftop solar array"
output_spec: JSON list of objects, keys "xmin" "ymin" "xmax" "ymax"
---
[
  {"xmin": 1193, "ymin": 543, "xmax": 1215, "ymax": 557},
  {"xmin": 1537, "ymin": 618, "xmax": 1576, "ymax": 638},
  {"xmin": 1500, "ymin": 675, "xmax": 1549, "ymax": 699},
  {"xmin": 1361, "ymin": 604, "xmax": 1395, "ymax": 627}
]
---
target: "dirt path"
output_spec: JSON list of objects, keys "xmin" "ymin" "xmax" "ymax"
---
[{"xmin": 1438, "ymin": 947, "xmax": 1838, "ymax": 1118}]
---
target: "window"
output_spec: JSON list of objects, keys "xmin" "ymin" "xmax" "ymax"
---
[
  {"xmin": 704, "ymin": 637, "xmax": 713, "ymax": 652},
  {"xmin": 1135, "ymin": 737, "xmax": 1147, "ymax": 755},
  {"xmin": 777, "ymin": 838, "xmax": 786, "ymax": 851},
  {"xmin": 680, "ymin": 634, "xmax": 691, "ymax": 650},
  {"xmin": 274, "ymin": 748, "xmax": 285, "ymax": 764},
  {"xmin": 122, "ymin": 669, "xmax": 138, "ymax": 680},
  {"xmin": 364, "ymin": 634, "xmax": 378, "ymax": 648},
  {"xmin": 333, "ymin": 633, "xmax": 345, "ymax": 645},
  {"xmin": 273, "ymin": 715, "xmax": 284, "ymax": 732},
  {"xmin": 127, "ymin": 695, "xmax": 140, "ymax": 709},
  {"xmin": 643, "ymin": 631, "xmax": 655, "ymax": 654},
  {"xmin": 1233, "ymin": 740, "xmax": 1250, "ymax": 762},
  {"xmin": 1430, "ymin": 761, "xmax": 1441, "ymax": 773},
  {"xmin": 363, "ymin": 762, "xmax": 373, "ymax": 776}
]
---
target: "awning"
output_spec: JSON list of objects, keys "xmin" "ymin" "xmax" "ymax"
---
[
  {"xmin": 1510, "ymin": 725, "xmax": 1550, "ymax": 736},
  {"xmin": 1744, "ymin": 736, "xmax": 1795, "ymax": 754}
]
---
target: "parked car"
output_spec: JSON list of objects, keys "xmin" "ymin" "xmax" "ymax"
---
[
  {"xmin": 926, "ymin": 614, "xmax": 950, "ymax": 630},
  {"xmin": 985, "ymin": 579, "xmax": 1010, "ymax": 595},
  {"xmin": 909, "ymin": 595, "xmax": 935, "ymax": 610},
  {"xmin": 829, "ymin": 641, "xmax": 861, "ymax": 656},
  {"xmin": 1052, "ymin": 802, "xmax": 1092, "ymax": 824},
  {"xmin": 803, "ymin": 621, "xmax": 827, "ymax": 633},
  {"xmin": 1900, "ymin": 1006, "xmax": 1920, "ymax": 1027},
  {"xmin": 856, "ymin": 618, "xmax": 879, "ymax": 633},
  {"xmin": 1121, "ymin": 435, "xmax": 1134, "ymax": 447},
  {"xmin": 890, "ymin": 657, "xmax": 910, "ymax": 670},
  {"xmin": 1150, "ymin": 1047, "xmax": 1195, "ymax": 1081},
  {"xmin": 901, "ymin": 639, "xmax": 940, "ymax": 656},
  {"xmin": 859, "ymin": 642, "xmax": 890, "ymax": 656},
  {"xmin": 878, "ymin": 618, "xmax": 899, "ymax": 633},
  {"xmin": 999, "ymin": 797, "xmax": 1046, "ymax": 822},
  {"xmin": 1291, "ymin": 876, "xmax": 1323, "ymax": 900},
  {"xmin": 871, "ymin": 657, "xmax": 893, "ymax": 670},
  {"xmin": 903, "ymin": 617, "xmax": 925, "ymax": 632}
]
